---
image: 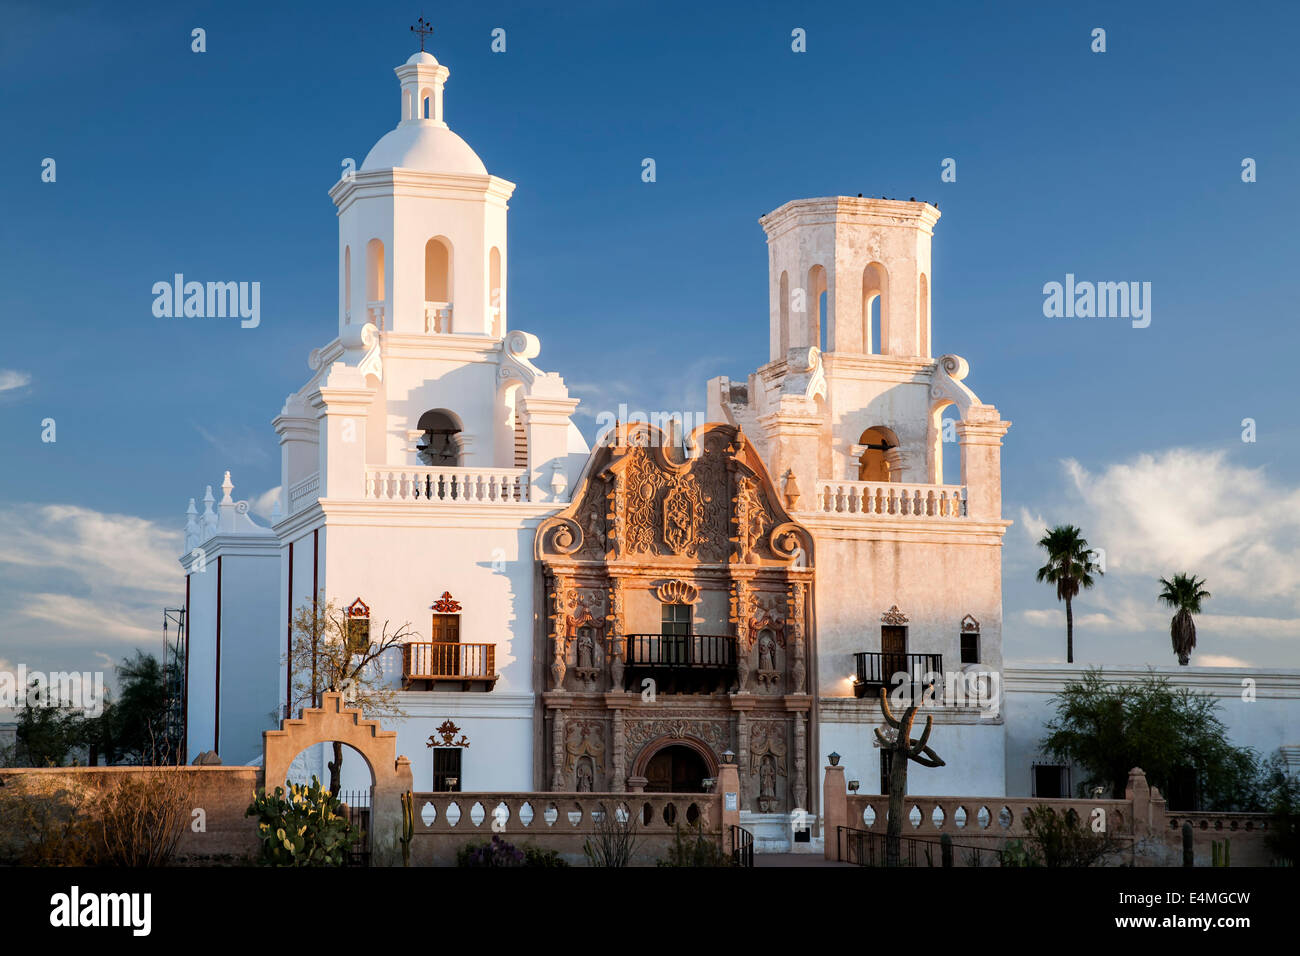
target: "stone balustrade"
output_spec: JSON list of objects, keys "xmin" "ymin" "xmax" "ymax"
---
[
  {"xmin": 809, "ymin": 479, "xmax": 966, "ymax": 517},
  {"xmin": 365, "ymin": 465, "xmax": 530, "ymax": 503},
  {"xmin": 287, "ymin": 472, "xmax": 320, "ymax": 514},
  {"xmin": 846, "ymin": 793, "xmax": 1131, "ymax": 841},
  {"xmin": 407, "ymin": 792, "xmax": 721, "ymax": 865}
]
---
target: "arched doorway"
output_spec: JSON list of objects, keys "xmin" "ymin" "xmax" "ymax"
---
[{"xmin": 644, "ymin": 744, "xmax": 710, "ymax": 793}]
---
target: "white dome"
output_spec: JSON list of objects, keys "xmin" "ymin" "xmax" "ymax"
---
[{"xmin": 361, "ymin": 123, "xmax": 487, "ymax": 175}]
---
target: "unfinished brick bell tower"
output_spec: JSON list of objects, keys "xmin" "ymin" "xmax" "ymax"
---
[{"xmin": 708, "ymin": 196, "xmax": 1013, "ymax": 801}]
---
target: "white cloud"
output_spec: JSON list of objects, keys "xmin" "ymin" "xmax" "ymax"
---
[
  {"xmin": 1008, "ymin": 448, "xmax": 1300, "ymax": 666},
  {"xmin": 1195, "ymin": 654, "xmax": 1252, "ymax": 668},
  {"xmin": 0, "ymin": 504, "xmax": 182, "ymax": 675},
  {"xmin": 249, "ymin": 485, "xmax": 282, "ymax": 520},
  {"xmin": 0, "ymin": 369, "xmax": 31, "ymax": 392},
  {"xmin": 1062, "ymin": 449, "xmax": 1300, "ymax": 604}
]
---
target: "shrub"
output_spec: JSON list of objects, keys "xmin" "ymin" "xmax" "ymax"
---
[
  {"xmin": 457, "ymin": 834, "xmax": 525, "ymax": 867},
  {"xmin": 1019, "ymin": 805, "xmax": 1119, "ymax": 867},
  {"xmin": 998, "ymin": 838, "xmax": 1036, "ymax": 867},
  {"xmin": 246, "ymin": 776, "xmax": 356, "ymax": 866},
  {"xmin": 656, "ymin": 823, "xmax": 732, "ymax": 867},
  {"xmin": 98, "ymin": 771, "xmax": 195, "ymax": 867},
  {"xmin": 583, "ymin": 803, "xmax": 638, "ymax": 867},
  {"xmin": 523, "ymin": 844, "xmax": 569, "ymax": 867},
  {"xmin": 0, "ymin": 774, "xmax": 101, "ymax": 865}
]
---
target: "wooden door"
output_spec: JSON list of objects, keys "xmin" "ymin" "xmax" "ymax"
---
[{"xmin": 881, "ymin": 625, "xmax": 908, "ymax": 683}]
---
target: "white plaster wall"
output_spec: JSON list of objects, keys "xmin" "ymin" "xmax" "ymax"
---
[
  {"xmin": 811, "ymin": 531, "xmax": 1005, "ymax": 698},
  {"xmin": 185, "ymin": 567, "xmax": 217, "ymax": 761},
  {"xmin": 318, "ymin": 517, "xmax": 539, "ymax": 694},
  {"xmin": 215, "ymin": 551, "xmax": 281, "ymax": 765},
  {"xmin": 819, "ymin": 716, "xmax": 1006, "ymax": 806}
]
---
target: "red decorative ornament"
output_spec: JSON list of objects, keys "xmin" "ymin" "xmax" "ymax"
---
[
  {"xmin": 346, "ymin": 597, "xmax": 370, "ymax": 618},
  {"xmin": 432, "ymin": 591, "xmax": 462, "ymax": 613}
]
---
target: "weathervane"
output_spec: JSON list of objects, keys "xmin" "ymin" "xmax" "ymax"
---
[{"xmin": 410, "ymin": 16, "xmax": 434, "ymax": 51}]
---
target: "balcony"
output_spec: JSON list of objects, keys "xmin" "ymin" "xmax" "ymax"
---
[
  {"xmin": 366, "ymin": 465, "xmax": 530, "ymax": 504},
  {"xmin": 852, "ymin": 652, "xmax": 943, "ymax": 699},
  {"xmin": 403, "ymin": 642, "xmax": 498, "ymax": 690},
  {"xmin": 622, "ymin": 634, "xmax": 737, "ymax": 695},
  {"xmin": 809, "ymin": 480, "xmax": 966, "ymax": 518}
]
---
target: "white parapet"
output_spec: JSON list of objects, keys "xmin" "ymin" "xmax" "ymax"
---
[
  {"xmin": 809, "ymin": 479, "xmax": 967, "ymax": 518},
  {"xmin": 364, "ymin": 464, "xmax": 530, "ymax": 503}
]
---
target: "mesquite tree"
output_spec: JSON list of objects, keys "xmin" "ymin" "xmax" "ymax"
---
[
  {"xmin": 875, "ymin": 687, "xmax": 945, "ymax": 866},
  {"xmin": 286, "ymin": 592, "xmax": 412, "ymax": 794}
]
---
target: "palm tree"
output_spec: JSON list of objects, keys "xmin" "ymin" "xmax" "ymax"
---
[
  {"xmin": 1035, "ymin": 525, "xmax": 1103, "ymax": 664},
  {"xmin": 1158, "ymin": 573, "xmax": 1211, "ymax": 666}
]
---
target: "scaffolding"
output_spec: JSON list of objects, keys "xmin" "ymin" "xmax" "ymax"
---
[{"xmin": 162, "ymin": 607, "xmax": 187, "ymax": 757}]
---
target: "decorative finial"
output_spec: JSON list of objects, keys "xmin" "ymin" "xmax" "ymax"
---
[{"xmin": 410, "ymin": 16, "xmax": 434, "ymax": 51}]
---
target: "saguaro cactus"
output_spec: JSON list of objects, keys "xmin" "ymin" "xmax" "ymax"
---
[
  {"xmin": 399, "ymin": 790, "xmax": 415, "ymax": 867},
  {"xmin": 875, "ymin": 687, "xmax": 945, "ymax": 866}
]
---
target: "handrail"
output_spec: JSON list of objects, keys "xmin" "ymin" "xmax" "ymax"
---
[
  {"xmin": 624, "ymin": 634, "xmax": 737, "ymax": 669},
  {"xmin": 403, "ymin": 642, "xmax": 496, "ymax": 680}
]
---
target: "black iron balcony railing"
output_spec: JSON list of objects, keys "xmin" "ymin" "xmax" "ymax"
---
[
  {"xmin": 853, "ymin": 652, "xmax": 943, "ymax": 698},
  {"xmin": 624, "ymin": 634, "xmax": 737, "ymax": 669}
]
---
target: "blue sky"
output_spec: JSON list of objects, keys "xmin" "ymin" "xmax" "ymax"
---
[{"xmin": 1, "ymin": 0, "xmax": 1298, "ymax": 685}]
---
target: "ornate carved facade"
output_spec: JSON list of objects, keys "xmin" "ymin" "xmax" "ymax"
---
[{"xmin": 536, "ymin": 422, "xmax": 817, "ymax": 814}]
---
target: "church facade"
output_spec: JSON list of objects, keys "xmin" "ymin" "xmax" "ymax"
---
[{"xmin": 178, "ymin": 44, "xmax": 1014, "ymax": 845}]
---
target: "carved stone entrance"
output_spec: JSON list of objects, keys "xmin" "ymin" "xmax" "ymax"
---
[
  {"xmin": 535, "ymin": 421, "xmax": 818, "ymax": 815},
  {"xmin": 637, "ymin": 740, "xmax": 716, "ymax": 793}
]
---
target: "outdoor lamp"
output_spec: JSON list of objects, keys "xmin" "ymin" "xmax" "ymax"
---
[
  {"xmin": 848, "ymin": 780, "xmax": 860, "ymax": 792},
  {"xmin": 721, "ymin": 749, "xmax": 735, "ymax": 765},
  {"xmin": 829, "ymin": 752, "xmax": 841, "ymax": 766}
]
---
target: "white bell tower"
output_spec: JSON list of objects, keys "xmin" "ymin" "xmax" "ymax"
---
[{"xmin": 329, "ymin": 49, "xmax": 512, "ymax": 349}]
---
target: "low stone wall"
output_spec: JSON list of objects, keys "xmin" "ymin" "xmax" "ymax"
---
[
  {"xmin": 825, "ymin": 765, "xmax": 1276, "ymax": 866},
  {"xmin": 0, "ymin": 766, "xmax": 262, "ymax": 865},
  {"xmin": 408, "ymin": 792, "xmax": 723, "ymax": 866},
  {"xmin": 1164, "ymin": 812, "xmax": 1275, "ymax": 867}
]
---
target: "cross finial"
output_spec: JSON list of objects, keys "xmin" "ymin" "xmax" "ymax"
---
[{"xmin": 410, "ymin": 16, "xmax": 434, "ymax": 51}]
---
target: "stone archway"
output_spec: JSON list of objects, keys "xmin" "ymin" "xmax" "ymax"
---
[
  {"xmin": 631, "ymin": 736, "xmax": 719, "ymax": 793},
  {"xmin": 263, "ymin": 693, "xmax": 413, "ymax": 865}
]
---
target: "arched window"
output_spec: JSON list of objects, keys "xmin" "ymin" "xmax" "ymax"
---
[
  {"xmin": 366, "ymin": 239, "xmax": 385, "ymax": 329},
  {"xmin": 857, "ymin": 426, "xmax": 900, "ymax": 482},
  {"xmin": 778, "ymin": 270, "xmax": 790, "ymax": 357},
  {"xmin": 918, "ymin": 273, "xmax": 929, "ymax": 356},
  {"xmin": 416, "ymin": 409, "xmax": 462, "ymax": 466},
  {"xmin": 343, "ymin": 245, "xmax": 351, "ymax": 324},
  {"xmin": 489, "ymin": 247, "xmax": 502, "ymax": 337},
  {"xmin": 424, "ymin": 237, "xmax": 453, "ymax": 332},
  {"xmin": 930, "ymin": 402, "xmax": 962, "ymax": 487},
  {"xmin": 862, "ymin": 262, "xmax": 888, "ymax": 354},
  {"xmin": 420, "ymin": 87, "xmax": 433, "ymax": 120},
  {"xmin": 808, "ymin": 265, "xmax": 828, "ymax": 352}
]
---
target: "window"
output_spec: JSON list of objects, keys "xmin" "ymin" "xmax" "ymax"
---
[
  {"xmin": 433, "ymin": 748, "xmax": 462, "ymax": 792},
  {"xmin": 345, "ymin": 598, "xmax": 370, "ymax": 654},
  {"xmin": 661, "ymin": 603, "xmax": 690, "ymax": 665},
  {"xmin": 1032, "ymin": 764, "xmax": 1068, "ymax": 799},
  {"xmin": 960, "ymin": 631, "xmax": 979, "ymax": 664},
  {"xmin": 661, "ymin": 604, "xmax": 691, "ymax": 636},
  {"xmin": 1167, "ymin": 766, "xmax": 1199, "ymax": 811}
]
